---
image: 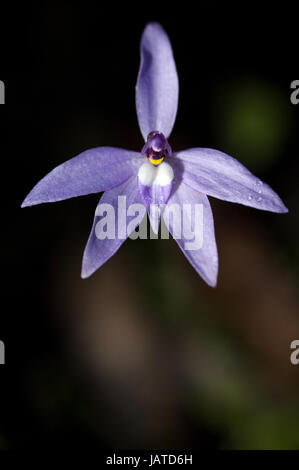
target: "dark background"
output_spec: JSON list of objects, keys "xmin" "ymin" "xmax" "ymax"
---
[{"xmin": 0, "ymin": 5, "xmax": 298, "ymax": 449}]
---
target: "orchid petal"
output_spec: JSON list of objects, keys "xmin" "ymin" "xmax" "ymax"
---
[
  {"xmin": 21, "ymin": 147, "xmax": 142, "ymax": 207},
  {"xmin": 163, "ymin": 180, "xmax": 218, "ymax": 287},
  {"xmin": 173, "ymin": 148, "xmax": 288, "ymax": 213},
  {"xmin": 81, "ymin": 175, "xmax": 145, "ymax": 278},
  {"xmin": 136, "ymin": 22, "xmax": 179, "ymax": 141}
]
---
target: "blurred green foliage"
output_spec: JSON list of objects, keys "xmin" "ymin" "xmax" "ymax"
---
[{"xmin": 214, "ymin": 78, "xmax": 293, "ymax": 171}]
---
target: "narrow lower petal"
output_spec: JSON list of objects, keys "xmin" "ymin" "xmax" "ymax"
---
[
  {"xmin": 138, "ymin": 161, "xmax": 174, "ymax": 233},
  {"xmin": 21, "ymin": 147, "xmax": 142, "ymax": 207},
  {"xmin": 81, "ymin": 175, "xmax": 145, "ymax": 278},
  {"xmin": 136, "ymin": 22, "xmax": 179, "ymax": 141},
  {"xmin": 163, "ymin": 180, "xmax": 218, "ymax": 287},
  {"xmin": 173, "ymin": 148, "xmax": 288, "ymax": 213}
]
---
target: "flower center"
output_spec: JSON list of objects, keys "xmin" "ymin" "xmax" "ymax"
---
[{"xmin": 141, "ymin": 131, "xmax": 172, "ymax": 166}]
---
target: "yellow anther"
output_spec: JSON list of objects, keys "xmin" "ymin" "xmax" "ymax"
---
[{"xmin": 149, "ymin": 156, "xmax": 164, "ymax": 166}]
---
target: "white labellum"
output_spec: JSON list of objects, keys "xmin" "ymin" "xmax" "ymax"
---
[{"xmin": 138, "ymin": 161, "xmax": 174, "ymax": 187}]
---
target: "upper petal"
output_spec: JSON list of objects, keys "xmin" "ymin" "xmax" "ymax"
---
[
  {"xmin": 163, "ymin": 180, "xmax": 218, "ymax": 287},
  {"xmin": 136, "ymin": 22, "xmax": 179, "ymax": 141},
  {"xmin": 81, "ymin": 174, "xmax": 145, "ymax": 278},
  {"xmin": 21, "ymin": 147, "xmax": 142, "ymax": 207},
  {"xmin": 173, "ymin": 148, "xmax": 288, "ymax": 213}
]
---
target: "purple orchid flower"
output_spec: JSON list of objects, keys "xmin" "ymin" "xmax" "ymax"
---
[{"xmin": 21, "ymin": 22, "xmax": 288, "ymax": 287}]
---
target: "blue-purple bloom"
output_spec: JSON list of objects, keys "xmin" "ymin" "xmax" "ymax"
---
[{"xmin": 21, "ymin": 23, "xmax": 288, "ymax": 287}]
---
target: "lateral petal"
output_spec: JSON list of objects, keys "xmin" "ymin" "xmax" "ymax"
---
[
  {"xmin": 81, "ymin": 175, "xmax": 145, "ymax": 278},
  {"xmin": 22, "ymin": 147, "xmax": 142, "ymax": 207},
  {"xmin": 163, "ymin": 180, "xmax": 218, "ymax": 287},
  {"xmin": 173, "ymin": 148, "xmax": 288, "ymax": 213}
]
